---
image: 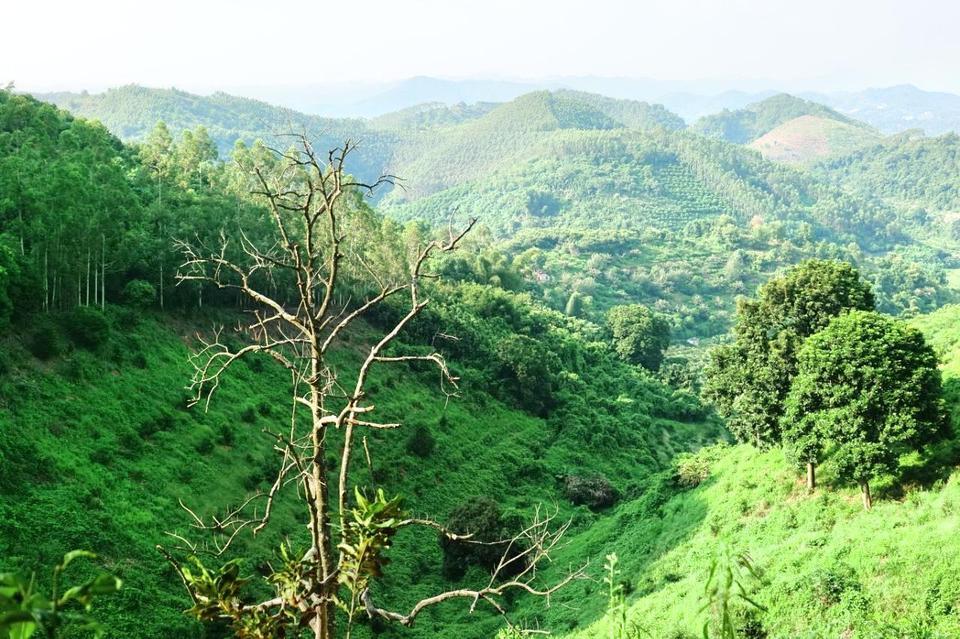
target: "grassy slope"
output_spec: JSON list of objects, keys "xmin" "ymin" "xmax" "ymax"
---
[
  {"xmin": 0, "ymin": 309, "xmax": 717, "ymax": 639},
  {"xmin": 553, "ymin": 310, "xmax": 960, "ymax": 639},
  {"xmin": 749, "ymin": 115, "xmax": 881, "ymax": 165}
]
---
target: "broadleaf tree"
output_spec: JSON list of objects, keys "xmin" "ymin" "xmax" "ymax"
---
[
  {"xmin": 703, "ymin": 259, "xmax": 875, "ymax": 488},
  {"xmin": 782, "ymin": 310, "xmax": 945, "ymax": 509}
]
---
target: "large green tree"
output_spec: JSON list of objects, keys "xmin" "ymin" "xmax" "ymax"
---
[
  {"xmin": 783, "ymin": 311, "xmax": 944, "ymax": 509},
  {"xmin": 606, "ymin": 304, "xmax": 671, "ymax": 371},
  {"xmin": 703, "ymin": 260, "xmax": 875, "ymax": 469}
]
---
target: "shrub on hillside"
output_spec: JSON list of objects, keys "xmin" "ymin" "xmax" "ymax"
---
[
  {"xmin": 62, "ymin": 307, "xmax": 110, "ymax": 349},
  {"xmin": 563, "ymin": 474, "xmax": 618, "ymax": 509},
  {"xmin": 405, "ymin": 424, "xmax": 435, "ymax": 458},
  {"xmin": 121, "ymin": 279, "xmax": 157, "ymax": 308},
  {"xmin": 672, "ymin": 453, "xmax": 711, "ymax": 489},
  {"xmin": 28, "ymin": 320, "xmax": 66, "ymax": 360},
  {"xmin": 440, "ymin": 496, "xmax": 516, "ymax": 580},
  {"xmin": 809, "ymin": 565, "xmax": 861, "ymax": 608}
]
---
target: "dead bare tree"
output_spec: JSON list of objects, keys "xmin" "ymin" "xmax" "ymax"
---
[{"xmin": 159, "ymin": 137, "xmax": 584, "ymax": 639}]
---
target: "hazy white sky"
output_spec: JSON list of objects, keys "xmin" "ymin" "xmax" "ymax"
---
[{"xmin": 5, "ymin": 0, "xmax": 960, "ymax": 93}]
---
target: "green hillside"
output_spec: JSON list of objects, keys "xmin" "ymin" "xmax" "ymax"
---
[
  {"xmin": 546, "ymin": 291, "xmax": 960, "ymax": 639},
  {"xmin": 694, "ymin": 94, "xmax": 871, "ymax": 144},
  {"xmin": 6, "ymin": 86, "xmax": 960, "ymax": 639},
  {"xmin": 817, "ymin": 131, "xmax": 960, "ymax": 214},
  {"xmin": 0, "ymin": 300, "xmax": 720, "ymax": 639},
  {"xmin": 0, "ymin": 89, "xmax": 721, "ymax": 639},
  {"xmin": 748, "ymin": 115, "xmax": 881, "ymax": 165}
]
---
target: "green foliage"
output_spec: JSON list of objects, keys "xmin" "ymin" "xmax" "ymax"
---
[
  {"xmin": 818, "ymin": 132, "xmax": 960, "ymax": 212},
  {"xmin": 607, "ymin": 304, "xmax": 671, "ymax": 371},
  {"xmin": 179, "ymin": 555, "xmax": 292, "ymax": 639},
  {"xmin": 62, "ymin": 308, "xmax": 110, "ymax": 349},
  {"xmin": 700, "ymin": 549, "xmax": 766, "ymax": 639},
  {"xmin": 120, "ymin": 280, "xmax": 156, "ymax": 309},
  {"xmin": 494, "ymin": 333, "xmax": 559, "ymax": 416},
  {"xmin": 601, "ymin": 553, "xmax": 646, "ymax": 639},
  {"xmin": 0, "ymin": 551, "xmax": 120, "ymax": 639},
  {"xmin": 783, "ymin": 310, "xmax": 945, "ymax": 501},
  {"xmin": 405, "ymin": 424, "xmax": 436, "ymax": 458},
  {"xmin": 564, "ymin": 475, "xmax": 619, "ymax": 510},
  {"xmin": 672, "ymin": 453, "xmax": 711, "ymax": 489},
  {"xmin": 338, "ymin": 488, "xmax": 405, "ymax": 622},
  {"xmin": 27, "ymin": 320, "xmax": 65, "ymax": 360},
  {"xmin": 704, "ymin": 259, "xmax": 875, "ymax": 446}
]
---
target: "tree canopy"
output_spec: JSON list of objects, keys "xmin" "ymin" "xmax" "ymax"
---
[
  {"xmin": 704, "ymin": 259, "xmax": 875, "ymax": 447},
  {"xmin": 783, "ymin": 310, "xmax": 945, "ymax": 507}
]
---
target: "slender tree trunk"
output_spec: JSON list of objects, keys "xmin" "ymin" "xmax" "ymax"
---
[
  {"xmin": 159, "ymin": 262, "xmax": 164, "ymax": 309},
  {"xmin": 93, "ymin": 253, "xmax": 98, "ymax": 306},
  {"xmin": 18, "ymin": 209, "xmax": 24, "ymax": 256},
  {"xmin": 86, "ymin": 248, "xmax": 91, "ymax": 306},
  {"xmin": 43, "ymin": 246, "xmax": 48, "ymax": 312},
  {"xmin": 101, "ymin": 234, "xmax": 106, "ymax": 311},
  {"xmin": 77, "ymin": 266, "xmax": 81, "ymax": 307},
  {"xmin": 806, "ymin": 462, "xmax": 816, "ymax": 491},
  {"xmin": 860, "ymin": 481, "xmax": 872, "ymax": 510}
]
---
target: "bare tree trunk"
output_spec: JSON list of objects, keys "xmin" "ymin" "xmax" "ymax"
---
[
  {"xmin": 806, "ymin": 462, "xmax": 816, "ymax": 491},
  {"xmin": 159, "ymin": 262, "xmax": 164, "ymax": 309},
  {"xmin": 43, "ymin": 246, "xmax": 48, "ymax": 312},
  {"xmin": 86, "ymin": 247, "xmax": 91, "ymax": 306},
  {"xmin": 93, "ymin": 252, "xmax": 98, "ymax": 306},
  {"xmin": 860, "ymin": 481, "xmax": 872, "ymax": 510},
  {"xmin": 165, "ymin": 140, "xmax": 577, "ymax": 638},
  {"xmin": 101, "ymin": 234, "xmax": 106, "ymax": 311}
]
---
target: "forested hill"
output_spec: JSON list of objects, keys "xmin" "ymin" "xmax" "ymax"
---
[
  {"xmin": 26, "ymin": 86, "xmax": 960, "ymax": 339},
  {"xmin": 816, "ymin": 131, "xmax": 960, "ymax": 214},
  {"xmin": 692, "ymin": 93, "xmax": 872, "ymax": 144},
  {"xmin": 0, "ymin": 87, "xmax": 721, "ymax": 639}
]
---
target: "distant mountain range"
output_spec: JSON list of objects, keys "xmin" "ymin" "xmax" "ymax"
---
[
  {"xmin": 37, "ymin": 76, "xmax": 957, "ymax": 136},
  {"xmin": 172, "ymin": 77, "xmax": 960, "ymax": 135}
]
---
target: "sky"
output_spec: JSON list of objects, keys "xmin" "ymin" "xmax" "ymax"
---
[{"xmin": 5, "ymin": 0, "xmax": 960, "ymax": 95}]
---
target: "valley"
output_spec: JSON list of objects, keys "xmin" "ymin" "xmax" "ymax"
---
[{"xmin": 4, "ymin": 70, "xmax": 960, "ymax": 639}]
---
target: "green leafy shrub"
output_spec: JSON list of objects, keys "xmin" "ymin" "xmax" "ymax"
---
[
  {"xmin": 673, "ymin": 453, "xmax": 711, "ymax": 488},
  {"xmin": 219, "ymin": 423, "xmax": 236, "ymax": 446},
  {"xmin": 121, "ymin": 278, "xmax": 157, "ymax": 308},
  {"xmin": 563, "ymin": 474, "xmax": 618, "ymax": 509},
  {"xmin": 0, "ymin": 431, "xmax": 48, "ymax": 494},
  {"xmin": 62, "ymin": 307, "xmax": 110, "ymax": 349},
  {"xmin": 810, "ymin": 565, "xmax": 860, "ymax": 607},
  {"xmin": 0, "ymin": 550, "xmax": 121, "ymax": 639},
  {"xmin": 405, "ymin": 424, "xmax": 436, "ymax": 458},
  {"xmin": 195, "ymin": 435, "xmax": 215, "ymax": 455},
  {"xmin": 240, "ymin": 405, "xmax": 258, "ymax": 424},
  {"xmin": 28, "ymin": 320, "xmax": 66, "ymax": 360}
]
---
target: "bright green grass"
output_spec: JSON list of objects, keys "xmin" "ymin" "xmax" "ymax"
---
[
  {"xmin": 550, "ymin": 308, "xmax": 960, "ymax": 639},
  {"xmin": 556, "ymin": 444, "xmax": 960, "ymax": 639}
]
